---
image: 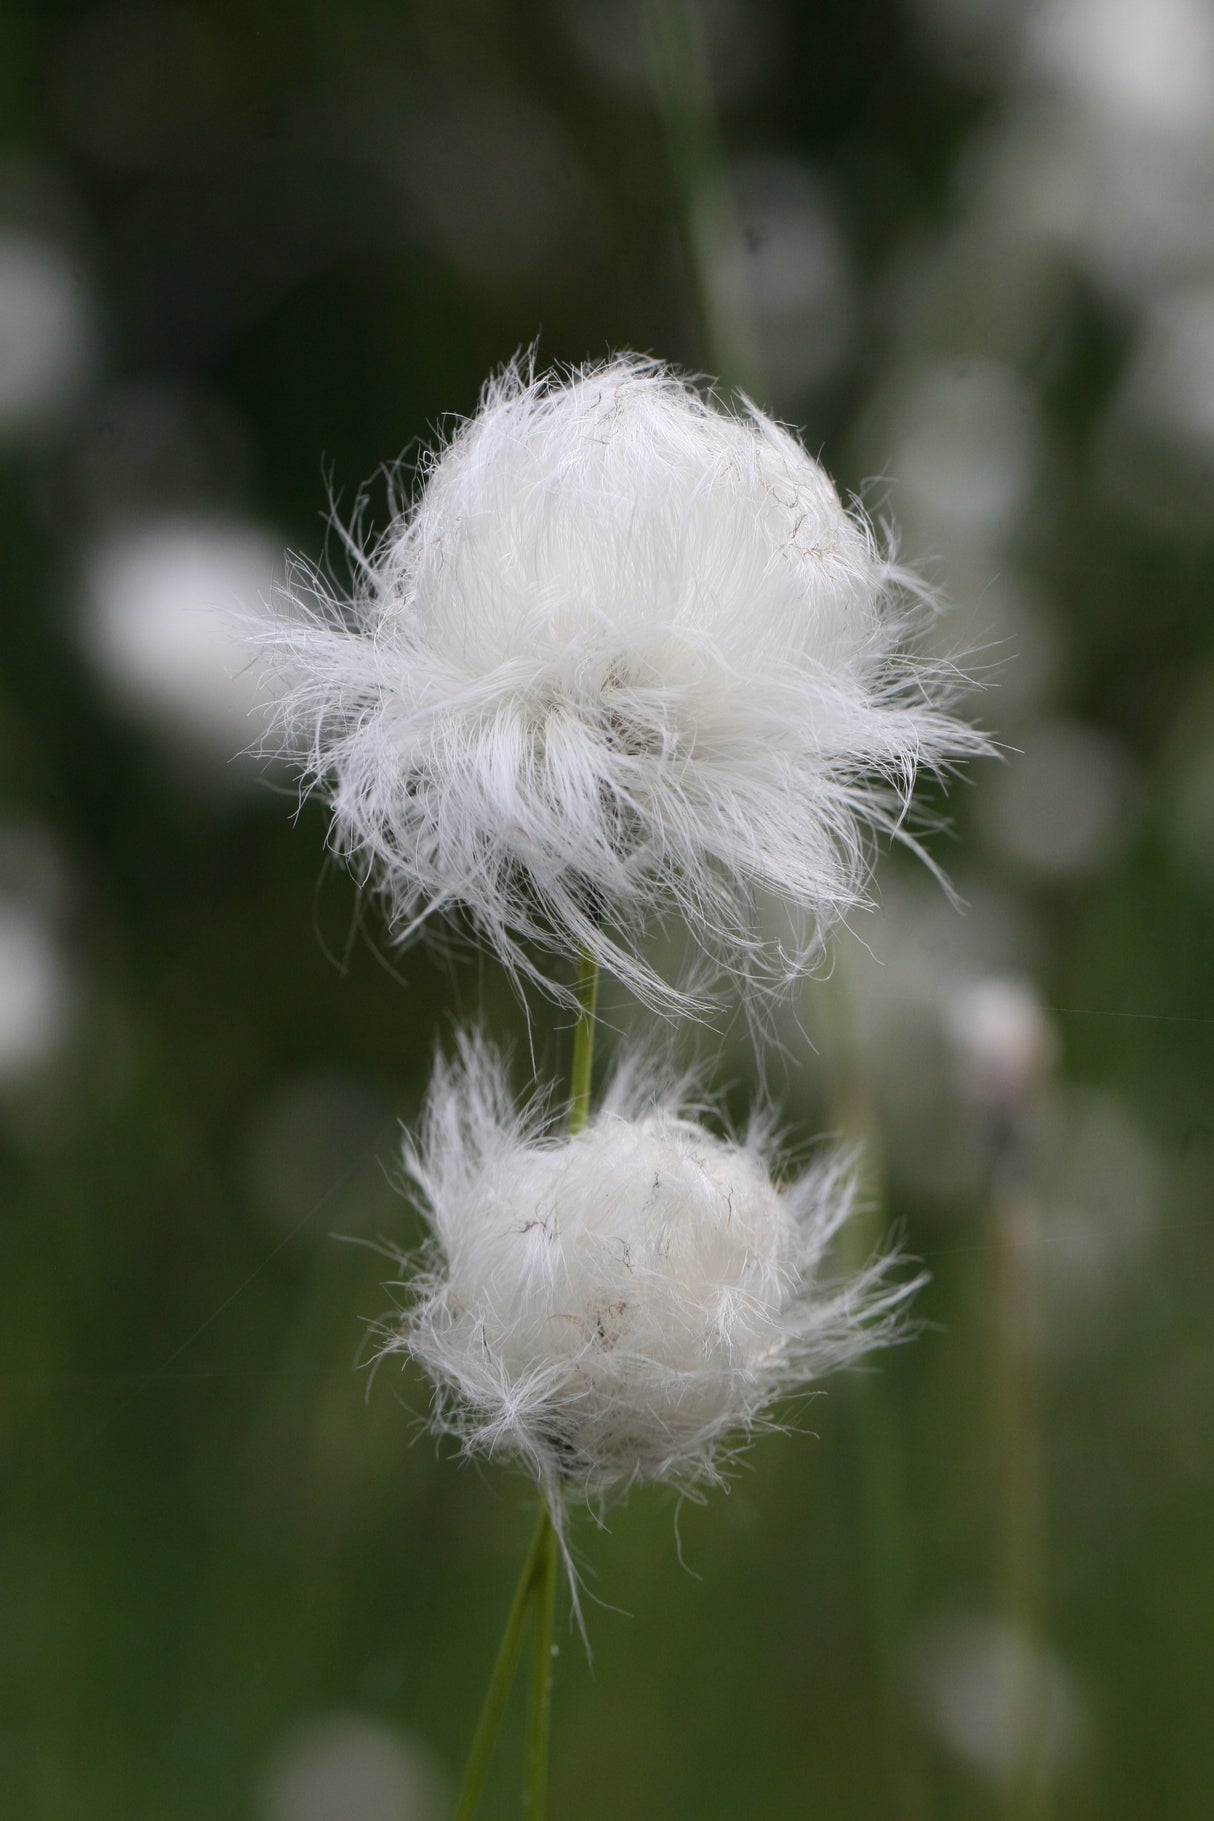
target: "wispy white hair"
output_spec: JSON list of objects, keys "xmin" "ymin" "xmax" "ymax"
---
[
  {"xmin": 267, "ymin": 354, "xmax": 985, "ymax": 1007},
  {"xmin": 376, "ymin": 1034, "xmax": 919, "ymax": 1506}
]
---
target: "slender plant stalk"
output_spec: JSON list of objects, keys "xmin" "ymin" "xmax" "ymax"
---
[
  {"xmin": 644, "ymin": 0, "xmax": 766, "ymax": 394},
  {"xmin": 568, "ymin": 946, "xmax": 600, "ymax": 1137},
  {"xmin": 454, "ymin": 1502, "xmax": 555, "ymax": 1821},
  {"xmin": 523, "ymin": 1509, "xmax": 559, "ymax": 1820},
  {"xmin": 990, "ymin": 1175, "xmax": 1050, "ymax": 1821},
  {"xmin": 521, "ymin": 948, "xmax": 600, "ymax": 1817},
  {"xmin": 453, "ymin": 948, "xmax": 600, "ymax": 1821},
  {"xmin": 825, "ymin": 967, "xmax": 929, "ymax": 1821}
]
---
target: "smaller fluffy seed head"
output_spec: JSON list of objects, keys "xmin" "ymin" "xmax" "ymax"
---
[
  {"xmin": 267, "ymin": 354, "xmax": 986, "ymax": 1008},
  {"xmin": 381, "ymin": 1037, "xmax": 917, "ymax": 1495}
]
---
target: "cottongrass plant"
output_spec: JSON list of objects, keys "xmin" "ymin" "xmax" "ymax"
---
[
  {"xmin": 265, "ymin": 354, "xmax": 987, "ymax": 1819},
  {"xmin": 268, "ymin": 355, "xmax": 984, "ymax": 1011},
  {"xmin": 382, "ymin": 1031, "xmax": 915, "ymax": 1506}
]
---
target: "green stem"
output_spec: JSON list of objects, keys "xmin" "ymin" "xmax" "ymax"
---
[
  {"xmin": 453, "ymin": 1504, "xmax": 552, "ymax": 1821},
  {"xmin": 453, "ymin": 949, "xmax": 599, "ymax": 1821},
  {"xmin": 523, "ymin": 1508, "xmax": 559, "ymax": 1821},
  {"xmin": 990, "ymin": 1177, "xmax": 1050, "ymax": 1821},
  {"xmin": 645, "ymin": 0, "xmax": 766, "ymax": 394},
  {"xmin": 568, "ymin": 947, "xmax": 600, "ymax": 1138},
  {"xmin": 517, "ymin": 948, "xmax": 598, "ymax": 1817},
  {"xmin": 824, "ymin": 961, "xmax": 929, "ymax": 1821}
]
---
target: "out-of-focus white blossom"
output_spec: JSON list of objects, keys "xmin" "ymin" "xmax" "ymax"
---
[
  {"xmin": 81, "ymin": 517, "xmax": 283, "ymax": 760},
  {"xmin": 946, "ymin": 975, "xmax": 1057, "ymax": 1127},
  {"xmin": 979, "ymin": 718, "xmax": 1138, "ymax": 880},
  {"xmin": 268, "ymin": 356, "xmax": 984, "ymax": 1007},
  {"xmin": 260, "ymin": 1712, "xmax": 445, "ymax": 1821},
  {"xmin": 1027, "ymin": 0, "xmax": 1214, "ymax": 139},
  {"xmin": 1117, "ymin": 286, "xmax": 1214, "ymax": 454},
  {"xmin": 378, "ymin": 1036, "xmax": 917, "ymax": 1501},
  {"xmin": 0, "ymin": 897, "xmax": 72, "ymax": 1086},
  {"xmin": 0, "ymin": 230, "xmax": 93, "ymax": 434},
  {"xmin": 701, "ymin": 156, "xmax": 853, "ymax": 396},
  {"xmin": 1036, "ymin": 1087, "xmax": 1161, "ymax": 1353},
  {"xmin": 912, "ymin": 1615, "xmax": 1086, "ymax": 1781}
]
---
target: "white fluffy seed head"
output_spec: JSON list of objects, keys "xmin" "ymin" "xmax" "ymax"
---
[
  {"xmin": 267, "ymin": 354, "xmax": 986, "ymax": 1007},
  {"xmin": 380, "ymin": 1036, "xmax": 918, "ymax": 1496}
]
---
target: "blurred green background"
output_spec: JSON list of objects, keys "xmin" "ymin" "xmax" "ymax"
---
[{"xmin": 3, "ymin": 2, "xmax": 1212, "ymax": 1817}]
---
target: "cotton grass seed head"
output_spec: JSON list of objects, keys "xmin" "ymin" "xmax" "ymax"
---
[
  {"xmin": 269, "ymin": 354, "xmax": 985, "ymax": 1007},
  {"xmin": 379, "ymin": 1035, "xmax": 918, "ymax": 1500}
]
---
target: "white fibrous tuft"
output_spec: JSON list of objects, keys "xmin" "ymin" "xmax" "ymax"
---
[
  {"xmin": 378, "ymin": 1036, "xmax": 918, "ymax": 1500},
  {"xmin": 266, "ymin": 355, "xmax": 987, "ymax": 1008}
]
